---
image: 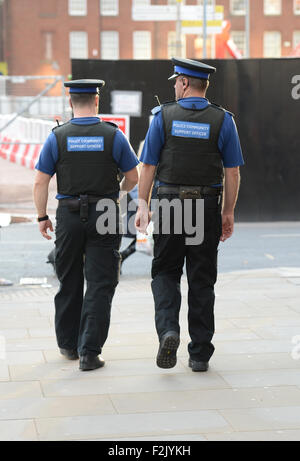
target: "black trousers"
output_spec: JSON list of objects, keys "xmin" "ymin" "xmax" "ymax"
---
[
  {"xmin": 151, "ymin": 195, "xmax": 222, "ymax": 362},
  {"xmin": 54, "ymin": 202, "xmax": 121, "ymax": 356}
]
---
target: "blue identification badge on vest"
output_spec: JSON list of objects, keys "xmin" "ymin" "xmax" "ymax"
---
[
  {"xmin": 171, "ymin": 121, "xmax": 210, "ymax": 139},
  {"xmin": 67, "ymin": 136, "xmax": 104, "ymax": 151}
]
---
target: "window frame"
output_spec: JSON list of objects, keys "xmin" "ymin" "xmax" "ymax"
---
[
  {"xmin": 231, "ymin": 30, "xmax": 246, "ymax": 56},
  {"xmin": 230, "ymin": 0, "xmax": 246, "ymax": 16},
  {"xmin": 100, "ymin": 0, "xmax": 119, "ymax": 16},
  {"xmin": 294, "ymin": 0, "xmax": 300, "ymax": 15},
  {"xmin": 293, "ymin": 30, "xmax": 300, "ymax": 49},
  {"xmin": 68, "ymin": 0, "xmax": 87, "ymax": 16},
  {"xmin": 133, "ymin": 31, "xmax": 152, "ymax": 60},
  {"xmin": 69, "ymin": 31, "xmax": 88, "ymax": 59},
  {"xmin": 264, "ymin": 0, "xmax": 282, "ymax": 16},
  {"xmin": 263, "ymin": 31, "xmax": 282, "ymax": 58},
  {"xmin": 100, "ymin": 31, "xmax": 120, "ymax": 60}
]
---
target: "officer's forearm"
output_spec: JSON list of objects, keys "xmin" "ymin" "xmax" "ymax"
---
[
  {"xmin": 120, "ymin": 166, "xmax": 139, "ymax": 192},
  {"xmin": 222, "ymin": 167, "xmax": 240, "ymax": 214},
  {"xmin": 120, "ymin": 177, "xmax": 136, "ymax": 192},
  {"xmin": 33, "ymin": 182, "xmax": 49, "ymax": 217},
  {"xmin": 138, "ymin": 163, "xmax": 156, "ymax": 208}
]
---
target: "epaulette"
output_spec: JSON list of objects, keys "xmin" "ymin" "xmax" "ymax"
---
[
  {"xmin": 151, "ymin": 105, "xmax": 162, "ymax": 115},
  {"xmin": 210, "ymin": 102, "xmax": 234, "ymax": 117}
]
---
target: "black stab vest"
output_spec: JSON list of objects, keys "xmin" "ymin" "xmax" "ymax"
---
[
  {"xmin": 54, "ymin": 121, "xmax": 120, "ymax": 196},
  {"xmin": 157, "ymin": 102, "xmax": 225, "ymax": 186}
]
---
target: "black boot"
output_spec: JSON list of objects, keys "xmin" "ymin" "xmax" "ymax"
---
[
  {"xmin": 79, "ymin": 355, "xmax": 105, "ymax": 371},
  {"xmin": 59, "ymin": 348, "xmax": 79, "ymax": 360},
  {"xmin": 156, "ymin": 331, "xmax": 180, "ymax": 369}
]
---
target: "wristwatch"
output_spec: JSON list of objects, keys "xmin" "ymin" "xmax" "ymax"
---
[{"xmin": 37, "ymin": 215, "xmax": 49, "ymax": 222}]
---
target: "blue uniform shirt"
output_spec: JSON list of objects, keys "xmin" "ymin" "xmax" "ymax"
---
[
  {"xmin": 35, "ymin": 117, "xmax": 139, "ymax": 199},
  {"xmin": 140, "ymin": 97, "xmax": 244, "ymax": 186}
]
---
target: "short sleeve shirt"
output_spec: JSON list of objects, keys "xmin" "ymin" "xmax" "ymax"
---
[
  {"xmin": 35, "ymin": 117, "xmax": 139, "ymax": 199},
  {"xmin": 140, "ymin": 98, "xmax": 244, "ymax": 186}
]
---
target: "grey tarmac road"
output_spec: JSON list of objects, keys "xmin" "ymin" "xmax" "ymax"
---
[{"xmin": 0, "ymin": 221, "xmax": 299, "ymax": 285}]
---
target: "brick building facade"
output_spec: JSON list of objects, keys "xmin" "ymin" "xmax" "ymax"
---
[{"xmin": 1, "ymin": 0, "xmax": 300, "ymax": 79}]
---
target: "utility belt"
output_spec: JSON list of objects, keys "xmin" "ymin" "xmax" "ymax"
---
[
  {"xmin": 157, "ymin": 185, "xmax": 222, "ymax": 200},
  {"xmin": 58, "ymin": 194, "xmax": 119, "ymax": 223}
]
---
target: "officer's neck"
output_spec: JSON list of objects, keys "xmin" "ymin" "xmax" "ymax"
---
[
  {"xmin": 181, "ymin": 88, "xmax": 206, "ymax": 99},
  {"xmin": 72, "ymin": 107, "xmax": 98, "ymax": 118}
]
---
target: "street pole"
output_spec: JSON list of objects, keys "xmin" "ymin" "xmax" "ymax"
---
[
  {"xmin": 245, "ymin": 0, "xmax": 250, "ymax": 58},
  {"xmin": 176, "ymin": 0, "xmax": 182, "ymax": 57},
  {"xmin": 203, "ymin": 0, "xmax": 207, "ymax": 59},
  {"xmin": 211, "ymin": 0, "xmax": 216, "ymax": 59}
]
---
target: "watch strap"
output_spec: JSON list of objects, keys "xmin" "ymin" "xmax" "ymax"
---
[{"xmin": 37, "ymin": 215, "xmax": 49, "ymax": 222}]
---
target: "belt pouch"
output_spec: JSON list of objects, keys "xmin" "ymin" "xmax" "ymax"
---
[{"xmin": 80, "ymin": 195, "xmax": 89, "ymax": 222}]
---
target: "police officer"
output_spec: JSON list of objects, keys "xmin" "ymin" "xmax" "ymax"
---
[
  {"xmin": 33, "ymin": 79, "xmax": 139, "ymax": 371},
  {"xmin": 136, "ymin": 58, "xmax": 244, "ymax": 372}
]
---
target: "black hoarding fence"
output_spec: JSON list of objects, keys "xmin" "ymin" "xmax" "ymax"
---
[{"xmin": 72, "ymin": 58, "xmax": 300, "ymax": 222}]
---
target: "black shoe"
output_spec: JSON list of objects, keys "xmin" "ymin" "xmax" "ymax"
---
[
  {"xmin": 79, "ymin": 355, "xmax": 105, "ymax": 371},
  {"xmin": 156, "ymin": 331, "xmax": 180, "ymax": 369},
  {"xmin": 59, "ymin": 348, "xmax": 79, "ymax": 360},
  {"xmin": 188, "ymin": 358, "xmax": 209, "ymax": 372}
]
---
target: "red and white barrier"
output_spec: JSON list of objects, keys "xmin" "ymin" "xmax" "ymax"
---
[
  {"xmin": 0, "ymin": 114, "xmax": 131, "ymax": 170},
  {"xmin": 0, "ymin": 114, "xmax": 53, "ymax": 170},
  {"xmin": 0, "ymin": 134, "xmax": 42, "ymax": 170}
]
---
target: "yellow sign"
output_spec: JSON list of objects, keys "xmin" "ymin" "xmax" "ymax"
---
[
  {"xmin": 182, "ymin": 20, "xmax": 223, "ymax": 27},
  {"xmin": 0, "ymin": 62, "xmax": 8, "ymax": 75}
]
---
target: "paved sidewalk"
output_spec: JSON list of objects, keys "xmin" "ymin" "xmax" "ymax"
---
[{"xmin": 0, "ymin": 268, "xmax": 300, "ymax": 441}]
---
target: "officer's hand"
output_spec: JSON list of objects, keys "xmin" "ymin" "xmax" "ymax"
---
[
  {"xmin": 220, "ymin": 213, "xmax": 234, "ymax": 242},
  {"xmin": 135, "ymin": 207, "xmax": 150, "ymax": 234},
  {"xmin": 39, "ymin": 219, "xmax": 54, "ymax": 240}
]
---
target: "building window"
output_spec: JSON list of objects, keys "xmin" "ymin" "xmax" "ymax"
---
[
  {"xmin": 133, "ymin": 31, "xmax": 151, "ymax": 59},
  {"xmin": 70, "ymin": 31, "xmax": 88, "ymax": 59},
  {"xmin": 68, "ymin": 0, "xmax": 87, "ymax": 16},
  {"xmin": 294, "ymin": 0, "xmax": 300, "ymax": 14},
  {"xmin": 264, "ymin": 0, "xmax": 281, "ymax": 15},
  {"xmin": 231, "ymin": 31, "xmax": 246, "ymax": 56},
  {"xmin": 197, "ymin": 0, "xmax": 214, "ymax": 6},
  {"xmin": 293, "ymin": 31, "xmax": 300, "ymax": 49},
  {"xmin": 43, "ymin": 32, "xmax": 53, "ymax": 61},
  {"xmin": 101, "ymin": 31, "xmax": 119, "ymax": 59},
  {"xmin": 263, "ymin": 31, "xmax": 281, "ymax": 57},
  {"xmin": 230, "ymin": 0, "xmax": 246, "ymax": 15},
  {"xmin": 133, "ymin": 0, "xmax": 150, "ymax": 5},
  {"xmin": 168, "ymin": 31, "xmax": 186, "ymax": 59},
  {"xmin": 100, "ymin": 0, "xmax": 118, "ymax": 16}
]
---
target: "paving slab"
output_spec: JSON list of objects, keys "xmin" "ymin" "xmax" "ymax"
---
[
  {"xmin": 0, "ymin": 267, "xmax": 300, "ymax": 441},
  {"xmin": 209, "ymin": 352, "xmax": 300, "ymax": 371},
  {"xmin": 40, "ymin": 371, "xmax": 228, "ymax": 397},
  {"xmin": 109, "ymin": 386, "xmax": 300, "ymax": 414},
  {"xmin": 0, "ymin": 420, "xmax": 38, "ymax": 441},
  {"xmin": 0, "ymin": 395, "xmax": 116, "ymax": 420},
  {"xmin": 219, "ymin": 406, "xmax": 300, "ymax": 431},
  {"xmin": 9, "ymin": 358, "xmax": 188, "ymax": 381},
  {"xmin": 35, "ymin": 410, "xmax": 230, "ymax": 441},
  {"xmin": 0, "ymin": 381, "xmax": 43, "ymax": 399},
  {"xmin": 206, "ymin": 429, "xmax": 300, "ymax": 441},
  {"xmin": 219, "ymin": 369, "xmax": 300, "ymax": 388}
]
